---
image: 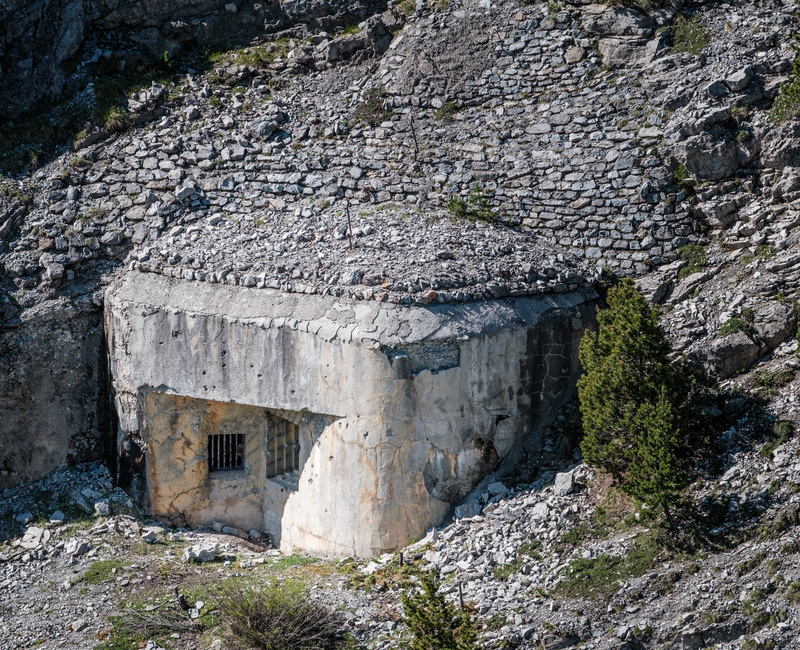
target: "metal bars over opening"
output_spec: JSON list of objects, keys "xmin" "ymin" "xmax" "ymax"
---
[
  {"xmin": 266, "ymin": 417, "xmax": 300, "ymax": 478},
  {"xmin": 208, "ymin": 433, "xmax": 245, "ymax": 472}
]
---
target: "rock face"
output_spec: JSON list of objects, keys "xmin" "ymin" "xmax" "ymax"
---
[
  {"xmin": 0, "ymin": 0, "xmax": 384, "ymax": 118},
  {"xmin": 0, "ymin": 298, "xmax": 106, "ymax": 488},
  {"xmin": 106, "ymin": 271, "xmax": 596, "ymax": 556}
]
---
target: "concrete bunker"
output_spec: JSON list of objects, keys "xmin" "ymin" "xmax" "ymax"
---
[
  {"xmin": 106, "ymin": 271, "xmax": 596, "ymax": 557},
  {"xmin": 138, "ymin": 389, "xmax": 340, "ymax": 540}
]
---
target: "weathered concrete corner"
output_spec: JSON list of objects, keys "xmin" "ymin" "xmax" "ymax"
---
[{"xmin": 106, "ymin": 271, "xmax": 596, "ymax": 556}]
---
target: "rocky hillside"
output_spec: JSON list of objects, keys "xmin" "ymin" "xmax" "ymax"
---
[
  {"xmin": 1, "ymin": 377, "xmax": 799, "ymax": 649},
  {"xmin": 2, "ymin": 0, "xmax": 800, "ymax": 647}
]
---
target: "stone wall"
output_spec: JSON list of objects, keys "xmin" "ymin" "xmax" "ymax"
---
[
  {"xmin": 0, "ymin": 297, "xmax": 106, "ymax": 488},
  {"xmin": 106, "ymin": 271, "xmax": 596, "ymax": 556}
]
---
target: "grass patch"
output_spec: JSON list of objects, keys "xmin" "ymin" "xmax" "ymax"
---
[
  {"xmin": 70, "ymin": 156, "xmax": 92, "ymax": 169},
  {"xmin": 677, "ymin": 244, "xmax": 706, "ymax": 279},
  {"xmin": 761, "ymin": 503, "xmax": 800, "ymax": 539},
  {"xmin": 770, "ymin": 29, "xmax": 800, "ymax": 124},
  {"xmin": 398, "ymin": 0, "xmax": 416, "ymax": 14},
  {"xmin": 560, "ymin": 533, "xmax": 664, "ymax": 599},
  {"xmin": 346, "ymin": 554, "xmax": 423, "ymax": 591},
  {"xmin": 753, "ymin": 370, "xmax": 795, "ymax": 400},
  {"xmin": 743, "ymin": 594, "xmax": 786, "ymax": 633},
  {"xmin": 670, "ymin": 14, "xmax": 712, "ymax": 55},
  {"xmin": 561, "ymin": 486, "xmax": 637, "ymax": 547},
  {"xmin": 264, "ymin": 555, "xmax": 319, "ymax": 572},
  {"xmin": 0, "ymin": 53, "xmax": 174, "ymax": 174},
  {"xmin": 756, "ymin": 244, "xmax": 776, "ymax": 260},
  {"xmin": 210, "ymin": 38, "xmax": 292, "ymax": 69},
  {"xmin": 434, "ymin": 101, "xmax": 459, "ymax": 121},
  {"xmin": 94, "ymin": 591, "xmax": 210, "ymax": 650},
  {"xmin": 742, "ymin": 640, "xmax": 776, "ymax": 650},
  {"xmin": 79, "ymin": 558, "xmax": 130, "ymax": 585},
  {"xmin": 760, "ymin": 420, "xmax": 794, "ymax": 457},
  {"xmin": 0, "ymin": 182, "xmax": 32, "ymax": 205},
  {"xmin": 491, "ymin": 541, "xmax": 543, "ymax": 581}
]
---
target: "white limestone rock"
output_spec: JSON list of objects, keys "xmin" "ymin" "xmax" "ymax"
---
[
  {"xmin": 554, "ymin": 471, "xmax": 574, "ymax": 496},
  {"xmin": 182, "ymin": 542, "xmax": 219, "ymax": 563}
]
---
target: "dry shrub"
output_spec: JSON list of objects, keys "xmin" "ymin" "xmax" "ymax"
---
[{"xmin": 216, "ymin": 578, "xmax": 342, "ymax": 650}]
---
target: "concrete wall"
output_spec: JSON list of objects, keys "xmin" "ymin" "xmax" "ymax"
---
[
  {"xmin": 0, "ymin": 298, "xmax": 107, "ymax": 488},
  {"xmin": 106, "ymin": 271, "xmax": 596, "ymax": 556}
]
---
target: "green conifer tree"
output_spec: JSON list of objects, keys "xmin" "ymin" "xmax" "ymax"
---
[
  {"xmin": 625, "ymin": 388, "xmax": 687, "ymax": 522},
  {"xmin": 401, "ymin": 571, "xmax": 480, "ymax": 650},
  {"xmin": 578, "ymin": 279, "xmax": 694, "ymax": 514}
]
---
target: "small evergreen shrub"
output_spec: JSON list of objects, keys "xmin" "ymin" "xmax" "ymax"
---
[
  {"xmin": 718, "ymin": 318, "xmax": 753, "ymax": 338},
  {"xmin": 401, "ymin": 571, "xmax": 479, "ymax": 650},
  {"xmin": 673, "ymin": 163, "xmax": 695, "ymax": 194},
  {"xmin": 445, "ymin": 185, "xmax": 495, "ymax": 222}
]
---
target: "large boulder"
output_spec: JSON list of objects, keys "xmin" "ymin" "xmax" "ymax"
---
[
  {"xmin": 582, "ymin": 5, "xmax": 668, "ymax": 69},
  {"xmin": 754, "ymin": 303, "xmax": 797, "ymax": 350},
  {"xmin": 671, "ymin": 133, "xmax": 757, "ymax": 181},
  {"xmin": 705, "ymin": 331, "xmax": 760, "ymax": 378},
  {"xmin": 771, "ymin": 166, "xmax": 800, "ymax": 202},
  {"xmin": 759, "ymin": 121, "xmax": 800, "ymax": 170},
  {"xmin": 364, "ymin": 15, "xmax": 392, "ymax": 58},
  {"xmin": 581, "ymin": 5, "xmax": 655, "ymax": 37},
  {"xmin": 597, "ymin": 33, "xmax": 668, "ymax": 68}
]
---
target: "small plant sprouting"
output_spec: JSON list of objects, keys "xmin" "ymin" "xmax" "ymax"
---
[
  {"xmin": 445, "ymin": 185, "xmax": 496, "ymax": 222},
  {"xmin": 677, "ymin": 244, "xmax": 706, "ymax": 280},
  {"xmin": 718, "ymin": 318, "xmax": 753, "ymax": 338},
  {"xmin": 673, "ymin": 163, "xmax": 695, "ymax": 194},
  {"xmin": 354, "ymin": 87, "xmax": 393, "ymax": 127},
  {"xmin": 756, "ymin": 244, "xmax": 776, "ymax": 260},
  {"xmin": 670, "ymin": 14, "xmax": 713, "ymax": 55},
  {"xmin": 435, "ymin": 101, "xmax": 459, "ymax": 121}
]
